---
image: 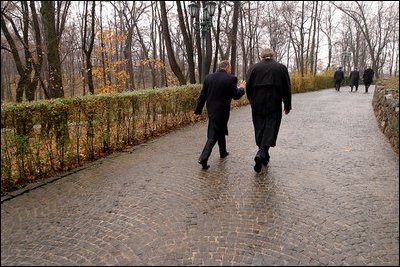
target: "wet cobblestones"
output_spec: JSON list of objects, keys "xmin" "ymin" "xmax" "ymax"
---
[{"xmin": 1, "ymin": 86, "xmax": 399, "ymax": 266}]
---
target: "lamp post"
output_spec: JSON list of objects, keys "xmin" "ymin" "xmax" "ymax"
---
[
  {"xmin": 188, "ymin": 1, "xmax": 217, "ymax": 83},
  {"xmin": 341, "ymin": 51, "xmax": 352, "ymax": 74}
]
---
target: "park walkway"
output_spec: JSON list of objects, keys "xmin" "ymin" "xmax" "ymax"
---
[{"xmin": 1, "ymin": 86, "xmax": 399, "ymax": 266}]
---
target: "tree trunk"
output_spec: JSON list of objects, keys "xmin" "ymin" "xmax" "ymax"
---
[
  {"xmin": 300, "ymin": 1, "xmax": 305, "ymax": 77},
  {"xmin": 124, "ymin": 27, "xmax": 135, "ymax": 91},
  {"xmin": 176, "ymin": 1, "xmax": 196, "ymax": 83},
  {"xmin": 81, "ymin": 1, "xmax": 96, "ymax": 94},
  {"xmin": 159, "ymin": 1, "xmax": 186, "ymax": 85},
  {"xmin": 151, "ymin": 2, "xmax": 158, "ymax": 88},
  {"xmin": 240, "ymin": 5, "xmax": 248, "ymax": 79},
  {"xmin": 1, "ymin": 9, "xmax": 31, "ymax": 102},
  {"xmin": 30, "ymin": 1, "xmax": 46, "ymax": 99},
  {"xmin": 212, "ymin": 2, "xmax": 222, "ymax": 73},
  {"xmin": 230, "ymin": 1, "xmax": 240, "ymax": 75},
  {"xmin": 100, "ymin": 1, "xmax": 107, "ymax": 86},
  {"xmin": 309, "ymin": 1, "xmax": 318, "ymax": 74},
  {"xmin": 41, "ymin": 1, "xmax": 64, "ymax": 98},
  {"xmin": 85, "ymin": 53, "xmax": 94, "ymax": 94}
]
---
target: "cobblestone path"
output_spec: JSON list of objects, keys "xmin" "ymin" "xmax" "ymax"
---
[{"xmin": 1, "ymin": 86, "xmax": 399, "ymax": 266}]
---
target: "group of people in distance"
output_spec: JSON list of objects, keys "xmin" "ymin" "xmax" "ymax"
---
[
  {"xmin": 334, "ymin": 66, "xmax": 374, "ymax": 93},
  {"xmin": 193, "ymin": 48, "xmax": 291, "ymax": 173}
]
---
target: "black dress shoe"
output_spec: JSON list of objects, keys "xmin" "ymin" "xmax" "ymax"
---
[
  {"xmin": 254, "ymin": 156, "xmax": 262, "ymax": 173},
  {"xmin": 198, "ymin": 160, "xmax": 210, "ymax": 169},
  {"xmin": 220, "ymin": 152, "xmax": 229, "ymax": 158}
]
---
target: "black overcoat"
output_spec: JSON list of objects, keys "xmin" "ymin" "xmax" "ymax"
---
[
  {"xmin": 246, "ymin": 59, "xmax": 292, "ymax": 147},
  {"xmin": 349, "ymin": 70, "xmax": 360, "ymax": 86},
  {"xmin": 194, "ymin": 69, "xmax": 245, "ymax": 140},
  {"xmin": 363, "ymin": 68, "xmax": 374, "ymax": 84},
  {"xmin": 334, "ymin": 69, "xmax": 344, "ymax": 82}
]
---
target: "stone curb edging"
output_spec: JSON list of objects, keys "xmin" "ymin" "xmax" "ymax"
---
[{"xmin": 372, "ymin": 83, "xmax": 399, "ymax": 154}]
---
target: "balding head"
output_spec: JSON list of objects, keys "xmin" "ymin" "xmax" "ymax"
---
[
  {"xmin": 261, "ymin": 48, "xmax": 275, "ymax": 60},
  {"xmin": 218, "ymin": 60, "xmax": 232, "ymax": 73},
  {"xmin": 218, "ymin": 60, "xmax": 230, "ymax": 69}
]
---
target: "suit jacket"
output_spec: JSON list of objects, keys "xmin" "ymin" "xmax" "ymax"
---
[
  {"xmin": 246, "ymin": 59, "xmax": 292, "ymax": 115},
  {"xmin": 194, "ymin": 69, "xmax": 245, "ymax": 138}
]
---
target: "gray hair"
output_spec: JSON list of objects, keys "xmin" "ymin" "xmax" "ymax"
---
[
  {"xmin": 218, "ymin": 60, "xmax": 231, "ymax": 69},
  {"xmin": 260, "ymin": 48, "xmax": 275, "ymax": 59}
]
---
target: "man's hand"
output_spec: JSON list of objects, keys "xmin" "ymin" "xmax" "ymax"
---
[
  {"xmin": 192, "ymin": 113, "xmax": 201, "ymax": 121},
  {"xmin": 284, "ymin": 109, "xmax": 290, "ymax": 115},
  {"xmin": 238, "ymin": 80, "xmax": 246, "ymax": 89}
]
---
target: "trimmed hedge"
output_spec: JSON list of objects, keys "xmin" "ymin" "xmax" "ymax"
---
[{"xmin": 1, "ymin": 85, "xmax": 201, "ymax": 194}]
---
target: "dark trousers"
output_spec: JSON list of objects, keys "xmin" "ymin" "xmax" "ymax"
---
[
  {"xmin": 335, "ymin": 81, "xmax": 342, "ymax": 91},
  {"xmin": 350, "ymin": 84, "xmax": 358, "ymax": 92},
  {"xmin": 256, "ymin": 146, "xmax": 270, "ymax": 162},
  {"xmin": 365, "ymin": 83, "xmax": 371, "ymax": 93},
  {"xmin": 198, "ymin": 137, "xmax": 226, "ymax": 163}
]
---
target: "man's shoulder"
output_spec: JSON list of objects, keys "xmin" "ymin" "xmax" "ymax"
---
[
  {"xmin": 207, "ymin": 71, "xmax": 233, "ymax": 82},
  {"xmin": 206, "ymin": 72, "xmax": 219, "ymax": 80},
  {"xmin": 277, "ymin": 62, "xmax": 288, "ymax": 70},
  {"xmin": 252, "ymin": 60, "xmax": 285, "ymax": 69},
  {"xmin": 249, "ymin": 62, "xmax": 264, "ymax": 70}
]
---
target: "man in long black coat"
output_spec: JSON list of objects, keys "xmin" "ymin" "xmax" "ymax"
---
[
  {"xmin": 194, "ymin": 60, "xmax": 245, "ymax": 169},
  {"xmin": 349, "ymin": 67, "xmax": 360, "ymax": 92},
  {"xmin": 363, "ymin": 67, "xmax": 374, "ymax": 93},
  {"xmin": 246, "ymin": 48, "xmax": 292, "ymax": 173},
  {"xmin": 334, "ymin": 66, "xmax": 344, "ymax": 91}
]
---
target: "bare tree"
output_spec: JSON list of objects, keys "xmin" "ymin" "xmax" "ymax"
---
[
  {"xmin": 212, "ymin": 1, "xmax": 222, "ymax": 72},
  {"xmin": 1, "ymin": 1, "xmax": 49, "ymax": 101},
  {"xmin": 218, "ymin": 2, "xmax": 233, "ymax": 61},
  {"xmin": 1, "ymin": 51, "xmax": 14, "ymax": 101},
  {"xmin": 265, "ymin": 2, "xmax": 286, "ymax": 63},
  {"xmin": 99, "ymin": 1, "xmax": 107, "ymax": 87},
  {"xmin": 387, "ymin": 6, "xmax": 399, "ymax": 76},
  {"xmin": 176, "ymin": 1, "xmax": 195, "ymax": 83},
  {"xmin": 81, "ymin": 1, "xmax": 96, "ymax": 94},
  {"xmin": 333, "ymin": 1, "xmax": 396, "ymax": 78},
  {"xmin": 41, "ymin": 1, "xmax": 70, "ymax": 98},
  {"xmin": 320, "ymin": 3, "xmax": 337, "ymax": 70},
  {"xmin": 308, "ymin": 1, "xmax": 319, "ymax": 74},
  {"xmin": 239, "ymin": 3, "xmax": 247, "ymax": 79},
  {"xmin": 229, "ymin": 1, "xmax": 240, "ymax": 75},
  {"xmin": 159, "ymin": 1, "xmax": 186, "ymax": 85}
]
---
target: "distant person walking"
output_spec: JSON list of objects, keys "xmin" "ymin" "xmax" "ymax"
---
[
  {"xmin": 349, "ymin": 67, "xmax": 360, "ymax": 92},
  {"xmin": 246, "ymin": 48, "xmax": 292, "ymax": 173},
  {"xmin": 334, "ymin": 66, "xmax": 344, "ymax": 91},
  {"xmin": 194, "ymin": 60, "xmax": 245, "ymax": 169},
  {"xmin": 363, "ymin": 67, "xmax": 374, "ymax": 93}
]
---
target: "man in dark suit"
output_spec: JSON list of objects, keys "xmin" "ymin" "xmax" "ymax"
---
[
  {"xmin": 246, "ymin": 48, "xmax": 291, "ymax": 173},
  {"xmin": 363, "ymin": 67, "xmax": 374, "ymax": 93},
  {"xmin": 194, "ymin": 60, "xmax": 246, "ymax": 169},
  {"xmin": 334, "ymin": 66, "xmax": 345, "ymax": 91},
  {"xmin": 349, "ymin": 67, "xmax": 360, "ymax": 92}
]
